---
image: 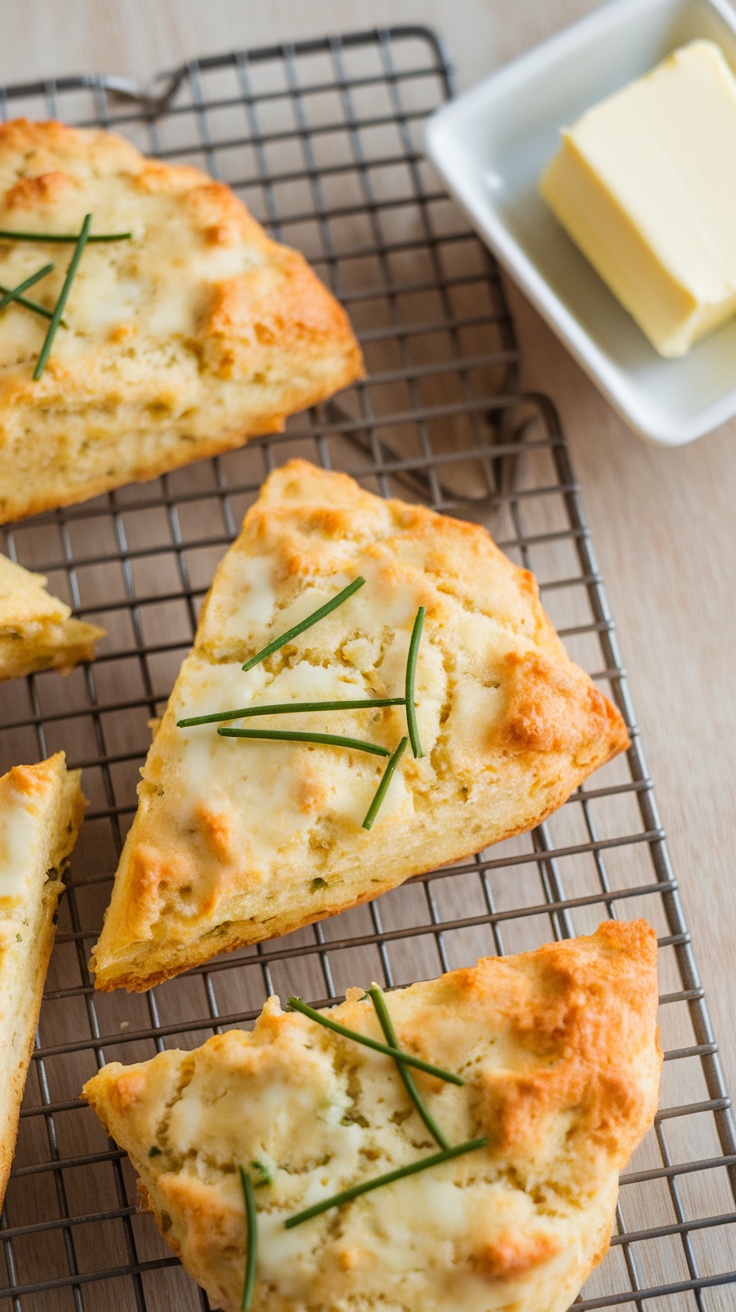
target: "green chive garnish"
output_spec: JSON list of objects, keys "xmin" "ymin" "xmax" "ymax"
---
[
  {"xmin": 178, "ymin": 696, "xmax": 405, "ymax": 728},
  {"xmin": 284, "ymin": 1138, "xmax": 488, "ymax": 1229},
  {"xmin": 250, "ymin": 1159, "xmax": 273, "ymax": 1187},
  {"xmin": 33, "ymin": 213, "xmax": 92, "ymax": 380},
  {"xmin": 0, "ymin": 228, "xmax": 132, "ymax": 243},
  {"xmin": 238, "ymin": 1165, "xmax": 257, "ymax": 1311},
  {"xmin": 218, "ymin": 727, "xmax": 390, "ymax": 757},
  {"xmin": 405, "ymin": 606, "xmax": 425, "ymax": 758},
  {"xmin": 362, "ymin": 736, "xmax": 408, "ymax": 831},
  {"xmin": 0, "ymin": 262, "xmax": 55, "ymax": 316},
  {"xmin": 368, "ymin": 984, "xmax": 449, "ymax": 1150},
  {"xmin": 242, "ymin": 576, "xmax": 365, "ymax": 672},
  {"xmin": 0, "ymin": 280, "xmax": 65, "ymax": 325},
  {"xmin": 286, "ymin": 996, "xmax": 463, "ymax": 1085}
]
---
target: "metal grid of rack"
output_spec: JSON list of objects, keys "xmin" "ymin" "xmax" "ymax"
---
[{"xmin": 0, "ymin": 25, "xmax": 734, "ymax": 1311}]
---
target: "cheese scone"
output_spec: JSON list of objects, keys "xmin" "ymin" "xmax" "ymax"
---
[
  {"xmin": 0, "ymin": 752, "xmax": 85, "ymax": 1205},
  {"xmin": 0, "ymin": 119, "xmax": 363, "ymax": 524},
  {"xmin": 83, "ymin": 920, "xmax": 661, "ymax": 1312},
  {"xmin": 0, "ymin": 551, "xmax": 104, "ymax": 679},
  {"xmin": 91, "ymin": 459, "xmax": 629, "ymax": 990}
]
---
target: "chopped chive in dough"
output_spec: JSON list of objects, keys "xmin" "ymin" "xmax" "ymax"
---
[
  {"xmin": 250, "ymin": 1159, "xmax": 273, "ymax": 1187},
  {"xmin": 310, "ymin": 877, "xmax": 328, "ymax": 893}
]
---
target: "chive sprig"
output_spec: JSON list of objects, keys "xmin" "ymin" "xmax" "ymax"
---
[
  {"xmin": 238, "ymin": 1166, "xmax": 257, "ymax": 1311},
  {"xmin": 178, "ymin": 696, "xmax": 405, "ymax": 728},
  {"xmin": 362, "ymin": 736, "xmax": 408, "ymax": 831},
  {"xmin": 405, "ymin": 606, "xmax": 425, "ymax": 758},
  {"xmin": 0, "ymin": 216, "xmax": 131, "ymax": 372},
  {"xmin": 241, "ymin": 576, "xmax": 365, "ymax": 671},
  {"xmin": 284, "ymin": 1138, "xmax": 488, "ymax": 1229},
  {"xmin": 368, "ymin": 984, "xmax": 449, "ymax": 1150},
  {"xmin": 286, "ymin": 996, "xmax": 463, "ymax": 1085},
  {"xmin": 0, "ymin": 227, "xmax": 132, "ymax": 243},
  {"xmin": 0, "ymin": 278, "xmax": 65, "ymax": 325},
  {"xmin": 281, "ymin": 995, "xmax": 483, "ymax": 1233},
  {"xmin": 218, "ymin": 727, "xmax": 391, "ymax": 757},
  {"xmin": 178, "ymin": 578, "xmax": 427, "ymax": 826},
  {"xmin": 33, "ymin": 213, "xmax": 92, "ymax": 380},
  {"xmin": 0, "ymin": 262, "xmax": 55, "ymax": 316}
]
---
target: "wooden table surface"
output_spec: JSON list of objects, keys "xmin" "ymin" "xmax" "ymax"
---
[{"xmin": 0, "ymin": 0, "xmax": 734, "ymax": 1298}]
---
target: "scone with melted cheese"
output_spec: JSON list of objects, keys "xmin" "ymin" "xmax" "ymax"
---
[
  {"xmin": 91, "ymin": 460, "xmax": 629, "ymax": 991},
  {"xmin": 0, "ymin": 752, "xmax": 85, "ymax": 1205},
  {"xmin": 0, "ymin": 551, "xmax": 104, "ymax": 679},
  {"xmin": 83, "ymin": 920, "xmax": 661, "ymax": 1312},
  {"xmin": 0, "ymin": 119, "xmax": 363, "ymax": 524}
]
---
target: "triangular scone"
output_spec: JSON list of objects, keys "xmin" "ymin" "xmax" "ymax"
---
[
  {"xmin": 84, "ymin": 920, "xmax": 661, "ymax": 1312},
  {"xmin": 0, "ymin": 119, "xmax": 363, "ymax": 523},
  {"xmin": 0, "ymin": 552, "xmax": 104, "ymax": 679},
  {"xmin": 0, "ymin": 752, "xmax": 84, "ymax": 1205},
  {"xmin": 91, "ymin": 460, "xmax": 629, "ymax": 990}
]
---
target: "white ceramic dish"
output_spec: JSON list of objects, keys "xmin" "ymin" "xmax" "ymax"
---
[{"xmin": 425, "ymin": 0, "xmax": 736, "ymax": 445}]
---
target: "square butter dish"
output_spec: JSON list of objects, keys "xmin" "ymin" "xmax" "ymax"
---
[{"xmin": 425, "ymin": 0, "xmax": 736, "ymax": 446}]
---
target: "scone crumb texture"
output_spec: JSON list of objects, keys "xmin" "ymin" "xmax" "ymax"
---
[
  {"xmin": 83, "ymin": 920, "xmax": 662, "ymax": 1312},
  {"xmin": 0, "ymin": 118, "xmax": 364, "ymax": 522},
  {"xmin": 90, "ymin": 459, "xmax": 629, "ymax": 991}
]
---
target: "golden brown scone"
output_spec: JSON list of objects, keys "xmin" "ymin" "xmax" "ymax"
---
[
  {"xmin": 0, "ymin": 752, "xmax": 85, "ymax": 1206},
  {"xmin": 0, "ymin": 551, "xmax": 104, "ymax": 678},
  {"xmin": 83, "ymin": 920, "xmax": 661, "ymax": 1312},
  {"xmin": 90, "ymin": 459, "xmax": 629, "ymax": 991},
  {"xmin": 0, "ymin": 119, "xmax": 363, "ymax": 523}
]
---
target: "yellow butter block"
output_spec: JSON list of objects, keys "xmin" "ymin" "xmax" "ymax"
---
[{"xmin": 540, "ymin": 40, "xmax": 736, "ymax": 357}]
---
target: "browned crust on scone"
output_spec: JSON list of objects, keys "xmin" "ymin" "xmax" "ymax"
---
[
  {"xmin": 0, "ymin": 881, "xmax": 58, "ymax": 1206},
  {"xmin": 82, "ymin": 921, "xmax": 661, "ymax": 1312},
  {"xmin": 91, "ymin": 766, "xmax": 619, "ymax": 992},
  {"xmin": 0, "ymin": 417, "xmax": 301, "ymax": 527},
  {"xmin": 91, "ymin": 460, "xmax": 630, "ymax": 992},
  {"xmin": 0, "ymin": 119, "xmax": 364, "ymax": 524},
  {"xmin": 0, "ymin": 623, "xmax": 105, "ymax": 681},
  {"xmin": 0, "ymin": 552, "xmax": 104, "ymax": 679},
  {"xmin": 0, "ymin": 754, "xmax": 85, "ymax": 1206}
]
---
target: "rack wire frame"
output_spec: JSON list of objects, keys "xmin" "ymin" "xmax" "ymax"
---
[{"xmin": 0, "ymin": 24, "xmax": 733, "ymax": 1312}]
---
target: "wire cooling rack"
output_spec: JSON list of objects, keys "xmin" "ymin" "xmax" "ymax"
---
[{"xmin": 0, "ymin": 24, "xmax": 734, "ymax": 1312}]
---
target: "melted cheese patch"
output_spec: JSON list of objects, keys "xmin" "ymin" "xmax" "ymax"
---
[
  {"xmin": 0, "ymin": 791, "xmax": 43, "ymax": 905},
  {"xmin": 215, "ymin": 554, "xmax": 278, "ymax": 637},
  {"xmin": 256, "ymin": 1175, "xmax": 472, "ymax": 1299}
]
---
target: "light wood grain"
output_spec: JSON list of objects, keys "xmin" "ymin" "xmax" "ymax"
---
[{"xmin": 0, "ymin": 0, "xmax": 734, "ymax": 1305}]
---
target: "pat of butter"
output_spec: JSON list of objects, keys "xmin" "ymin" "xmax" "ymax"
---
[{"xmin": 540, "ymin": 40, "xmax": 736, "ymax": 357}]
